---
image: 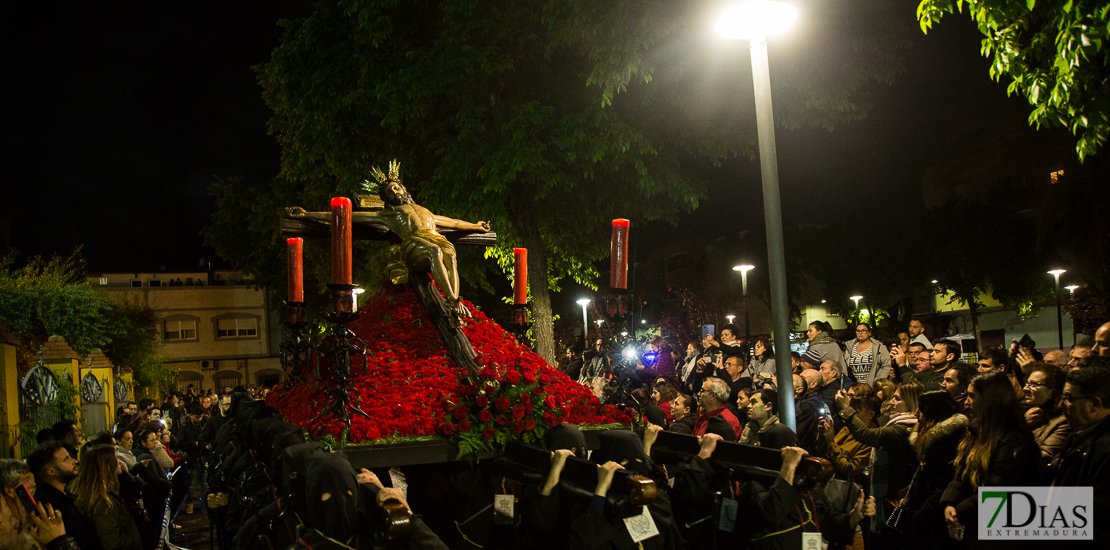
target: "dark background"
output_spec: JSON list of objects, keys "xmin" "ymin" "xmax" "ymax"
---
[{"xmin": 2, "ymin": 1, "xmax": 1051, "ymax": 284}]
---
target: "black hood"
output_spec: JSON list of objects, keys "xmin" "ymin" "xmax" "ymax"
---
[
  {"xmin": 279, "ymin": 442, "xmax": 325, "ymax": 520},
  {"xmin": 591, "ymin": 430, "xmax": 651, "ymax": 476},
  {"xmin": 544, "ymin": 424, "xmax": 587, "ymax": 458},
  {"xmin": 305, "ymin": 452, "xmax": 359, "ymax": 542}
]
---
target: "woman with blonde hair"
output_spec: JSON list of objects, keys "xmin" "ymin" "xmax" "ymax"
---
[
  {"xmin": 836, "ymin": 381, "xmax": 925, "ymax": 544},
  {"xmin": 71, "ymin": 445, "xmax": 141, "ymax": 550}
]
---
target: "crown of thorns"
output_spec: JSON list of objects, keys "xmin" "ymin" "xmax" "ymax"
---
[{"xmin": 362, "ymin": 160, "xmax": 401, "ymax": 194}]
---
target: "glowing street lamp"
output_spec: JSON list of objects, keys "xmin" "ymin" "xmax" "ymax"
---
[
  {"xmin": 1048, "ymin": 269, "xmax": 1067, "ymax": 349},
  {"xmin": 726, "ymin": 314, "xmax": 736, "ymax": 324},
  {"xmin": 1065, "ymin": 285, "xmax": 1079, "ymax": 294},
  {"xmin": 850, "ymin": 295, "xmax": 863, "ymax": 323},
  {"xmin": 718, "ymin": 1, "xmax": 797, "ymax": 430}
]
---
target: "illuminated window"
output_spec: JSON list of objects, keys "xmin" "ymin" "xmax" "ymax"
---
[
  {"xmin": 1049, "ymin": 169, "xmax": 1064, "ymax": 184},
  {"xmin": 164, "ymin": 320, "xmax": 197, "ymax": 341},
  {"xmin": 217, "ymin": 318, "xmax": 258, "ymax": 338}
]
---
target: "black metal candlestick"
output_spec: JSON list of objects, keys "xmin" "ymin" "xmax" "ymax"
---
[
  {"xmin": 508, "ymin": 303, "xmax": 532, "ymax": 346},
  {"xmin": 600, "ymin": 287, "xmax": 631, "ymax": 327},
  {"xmin": 310, "ymin": 284, "xmax": 372, "ymax": 430},
  {"xmin": 280, "ymin": 301, "xmax": 314, "ymax": 383}
]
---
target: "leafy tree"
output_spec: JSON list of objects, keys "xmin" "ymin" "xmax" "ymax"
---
[
  {"xmin": 918, "ymin": 0, "xmax": 1110, "ymax": 160},
  {"xmin": 246, "ymin": 0, "xmax": 909, "ymax": 364},
  {"xmin": 0, "ymin": 250, "xmax": 169, "ymax": 393},
  {"xmin": 0, "ymin": 250, "xmax": 119, "ymax": 361}
]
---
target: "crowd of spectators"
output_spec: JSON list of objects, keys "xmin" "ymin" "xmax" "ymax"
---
[
  {"xmin": 555, "ymin": 319, "xmax": 1110, "ymax": 548},
  {"xmin": 0, "ymin": 321, "xmax": 1106, "ymax": 550}
]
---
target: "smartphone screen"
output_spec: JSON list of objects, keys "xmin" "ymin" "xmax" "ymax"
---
[
  {"xmin": 15, "ymin": 483, "xmax": 37, "ymax": 514},
  {"xmin": 701, "ymin": 324, "xmax": 715, "ymax": 339}
]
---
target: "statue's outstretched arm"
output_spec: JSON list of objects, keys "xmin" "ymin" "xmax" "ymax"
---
[
  {"xmin": 433, "ymin": 215, "xmax": 490, "ymax": 232},
  {"xmin": 286, "ymin": 207, "xmax": 385, "ymax": 223}
]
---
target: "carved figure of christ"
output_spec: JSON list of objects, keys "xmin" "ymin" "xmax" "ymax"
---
[{"xmin": 286, "ymin": 181, "xmax": 489, "ymax": 316}]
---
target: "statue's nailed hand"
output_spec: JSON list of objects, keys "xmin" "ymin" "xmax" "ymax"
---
[
  {"xmin": 286, "ymin": 206, "xmax": 307, "ymax": 218},
  {"xmin": 478, "ymin": 221, "xmax": 491, "ymax": 232}
]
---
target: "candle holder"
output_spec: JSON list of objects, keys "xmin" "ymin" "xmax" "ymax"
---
[
  {"xmin": 280, "ymin": 301, "xmax": 314, "ymax": 383},
  {"xmin": 508, "ymin": 303, "xmax": 532, "ymax": 345},
  {"xmin": 311, "ymin": 284, "xmax": 372, "ymax": 430},
  {"xmin": 601, "ymin": 287, "xmax": 631, "ymax": 325}
]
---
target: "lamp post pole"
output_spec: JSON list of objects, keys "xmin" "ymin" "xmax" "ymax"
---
[
  {"xmin": 1066, "ymin": 285, "xmax": 1079, "ymax": 346},
  {"xmin": 750, "ymin": 39, "xmax": 795, "ymax": 430},
  {"xmin": 577, "ymin": 299, "xmax": 591, "ymax": 343},
  {"xmin": 1048, "ymin": 270, "xmax": 1066, "ymax": 349},
  {"xmin": 850, "ymin": 295, "xmax": 863, "ymax": 326},
  {"xmin": 734, "ymin": 265, "xmax": 755, "ymax": 345}
]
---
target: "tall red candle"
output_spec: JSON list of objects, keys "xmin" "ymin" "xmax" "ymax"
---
[
  {"xmin": 610, "ymin": 219, "xmax": 630, "ymax": 289},
  {"xmin": 513, "ymin": 248, "xmax": 528, "ymax": 305},
  {"xmin": 286, "ymin": 237, "xmax": 303, "ymax": 302},
  {"xmin": 331, "ymin": 197, "xmax": 353, "ymax": 285}
]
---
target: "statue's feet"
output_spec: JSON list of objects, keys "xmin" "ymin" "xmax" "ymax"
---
[{"xmin": 447, "ymin": 298, "xmax": 472, "ymax": 327}]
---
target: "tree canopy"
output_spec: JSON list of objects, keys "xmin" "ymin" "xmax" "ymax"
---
[{"xmin": 918, "ymin": 0, "xmax": 1110, "ymax": 160}]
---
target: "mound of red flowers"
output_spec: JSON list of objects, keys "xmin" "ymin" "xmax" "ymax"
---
[{"xmin": 266, "ymin": 282, "xmax": 632, "ymax": 455}]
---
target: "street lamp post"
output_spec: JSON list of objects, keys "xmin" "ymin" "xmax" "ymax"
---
[
  {"xmin": 726, "ymin": 314, "xmax": 736, "ymax": 324},
  {"xmin": 733, "ymin": 264, "xmax": 756, "ymax": 345},
  {"xmin": 850, "ymin": 295, "xmax": 863, "ymax": 325},
  {"xmin": 577, "ymin": 298, "xmax": 591, "ymax": 341},
  {"xmin": 1048, "ymin": 269, "xmax": 1066, "ymax": 349},
  {"xmin": 1065, "ymin": 285, "xmax": 1079, "ymax": 346},
  {"xmin": 717, "ymin": 1, "xmax": 797, "ymax": 431}
]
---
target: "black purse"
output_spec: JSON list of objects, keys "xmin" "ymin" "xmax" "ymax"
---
[{"xmin": 884, "ymin": 465, "xmax": 919, "ymax": 534}]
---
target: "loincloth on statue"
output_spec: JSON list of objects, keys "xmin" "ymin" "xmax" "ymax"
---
[{"xmin": 387, "ymin": 230, "xmax": 456, "ymax": 285}]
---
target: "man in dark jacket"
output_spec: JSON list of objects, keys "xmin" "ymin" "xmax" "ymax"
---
[
  {"xmin": 1051, "ymin": 366, "xmax": 1110, "ymax": 547},
  {"xmin": 28, "ymin": 441, "xmax": 104, "ymax": 550}
]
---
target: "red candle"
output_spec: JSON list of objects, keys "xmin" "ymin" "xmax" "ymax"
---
[
  {"xmin": 331, "ymin": 197, "xmax": 353, "ymax": 285},
  {"xmin": 610, "ymin": 219, "xmax": 630, "ymax": 289},
  {"xmin": 513, "ymin": 248, "xmax": 528, "ymax": 305},
  {"xmin": 286, "ymin": 237, "xmax": 303, "ymax": 302}
]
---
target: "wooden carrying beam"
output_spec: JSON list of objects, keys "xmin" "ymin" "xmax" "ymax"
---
[
  {"xmin": 493, "ymin": 442, "xmax": 656, "ymax": 518},
  {"xmin": 280, "ymin": 217, "xmax": 498, "ymax": 246},
  {"xmin": 648, "ymin": 431, "xmax": 833, "ymax": 488}
]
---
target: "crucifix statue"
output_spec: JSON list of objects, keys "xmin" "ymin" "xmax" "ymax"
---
[{"xmin": 286, "ymin": 161, "xmax": 490, "ymax": 322}]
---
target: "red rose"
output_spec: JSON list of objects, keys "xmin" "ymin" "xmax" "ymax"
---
[
  {"xmin": 497, "ymin": 415, "xmax": 508, "ymax": 426},
  {"xmin": 543, "ymin": 412, "xmax": 557, "ymax": 426},
  {"xmin": 539, "ymin": 373, "xmax": 551, "ymax": 384},
  {"xmin": 544, "ymin": 395, "xmax": 556, "ymax": 408},
  {"xmin": 525, "ymin": 404, "xmax": 534, "ymax": 414},
  {"xmin": 453, "ymin": 405, "xmax": 468, "ymax": 420},
  {"xmin": 458, "ymin": 420, "xmax": 471, "ymax": 432},
  {"xmin": 495, "ymin": 396, "xmax": 511, "ymax": 412},
  {"xmin": 524, "ymin": 418, "xmax": 536, "ymax": 430},
  {"xmin": 476, "ymin": 395, "xmax": 489, "ymax": 408},
  {"xmin": 504, "ymin": 370, "xmax": 521, "ymax": 384},
  {"xmin": 475, "ymin": 354, "xmax": 487, "ymax": 366},
  {"xmin": 511, "ymin": 405, "xmax": 525, "ymax": 421},
  {"xmin": 523, "ymin": 370, "xmax": 536, "ymax": 383},
  {"xmin": 438, "ymin": 422, "xmax": 456, "ymax": 436},
  {"xmin": 484, "ymin": 385, "xmax": 496, "ymax": 395},
  {"xmin": 457, "ymin": 367, "xmax": 470, "ymax": 378},
  {"xmin": 513, "ymin": 422, "xmax": 524, "ymax": 434},
  {"xmin": 483, "ymin": 426, "xmax": 495, "ymax": 440},
  {"xmin": 519, "ymin": 392, "xmax": 530, "ymax": 404},
  {"xmin": 479, "ymin": 409, "xmax": 493, "ymax": 422}
]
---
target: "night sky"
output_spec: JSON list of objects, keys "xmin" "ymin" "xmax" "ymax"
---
[{"xmin": 3, "ymin": 1, "xmax": 1050, "ymax": 283}]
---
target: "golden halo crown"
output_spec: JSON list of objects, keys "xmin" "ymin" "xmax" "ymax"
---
[{"xmin": 362, "ymin": 159, "xmax": 401, "ymax": 194}]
